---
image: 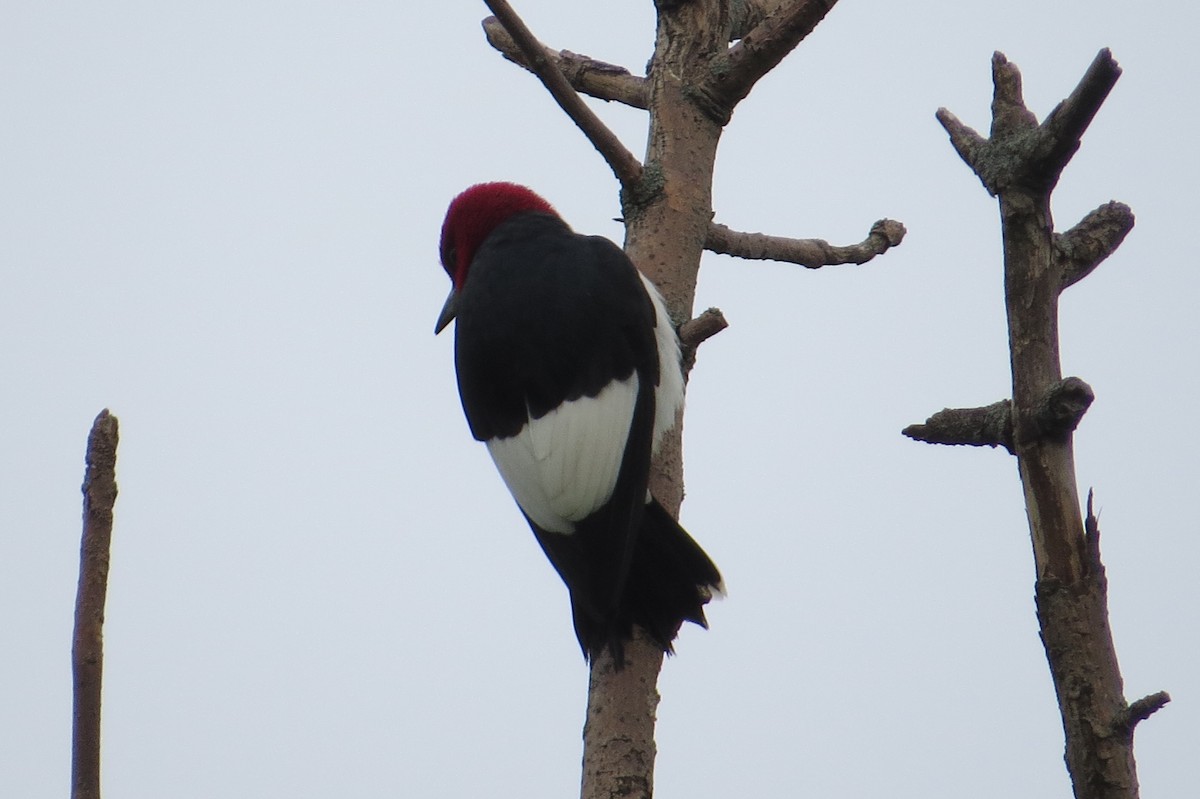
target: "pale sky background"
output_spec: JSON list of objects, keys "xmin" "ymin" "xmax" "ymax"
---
[{"xmin": 2, "ymin": 2, "xmax": 1196, "ymax": 797}]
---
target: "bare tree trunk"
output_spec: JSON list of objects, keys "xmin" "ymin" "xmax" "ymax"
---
[
  {"xmin": 481, "ymin": 2, "xmax": 903, "ymax": 797},
  {"xmin": 73, "ymin": 410, "xmax": 120, "ymax": 799},
  {"xmin": 581, "ymin": 10, "xmax": 727, "ymax": 794},
  {"xmin": 904, "ymin": 50, "xmax": 1168, "ymax": 799},
  {"xmin": 580, "ymin": 630, "xmax": 665, "ymax": 799}
]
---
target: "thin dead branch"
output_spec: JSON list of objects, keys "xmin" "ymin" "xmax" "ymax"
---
[
  {"xmin": 705, "ymin": 218, "xmax": 905, "ymax": 267},
  {"xmin": 481, "ymin": 1, "xmax": 644, "ymax": 193},
  {"xmin": 482, "ymin": 18, "xmax": 648, "ymax": 108}
]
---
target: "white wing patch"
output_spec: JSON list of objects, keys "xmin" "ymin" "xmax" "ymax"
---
[
  {"xmin": 638, "ymin": 272, "xmax": 685, "ymax": 453},
  {"xmin": 486, "ymin": 376, "xmax": 639, "ymax": 535}
]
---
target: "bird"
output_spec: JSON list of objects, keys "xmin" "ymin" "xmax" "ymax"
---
[{"xmin": 434, "ymin": 181, "xmax": 722, "ymax": 665}]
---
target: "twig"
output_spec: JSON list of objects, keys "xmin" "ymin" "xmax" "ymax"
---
[
  {"xmin": 705, "ymin": 218, "xmax": 905, "ymax": 267},
  {"xmin": 73, "ymin": 410, "xmax": 120, "ymax": 799},
  {"xmin": 482, "ymin": 18, "xmax": 648, "ymax": 109},
  {"xmin": 481, "ymin": 2, "xmax": 644, "ymax": 193}
]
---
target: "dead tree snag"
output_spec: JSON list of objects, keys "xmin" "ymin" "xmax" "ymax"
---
[{"xmin": 905, "ymin": 50, "xmax": 1167, "ymax": 799}]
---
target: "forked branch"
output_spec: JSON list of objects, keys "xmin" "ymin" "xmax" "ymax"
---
[
  {"xmin": 697, "ymin": 0, "xmax": 840, "ymax": 124},
  {"xmin": 937, "ymin": 49, "xmax": 1123, "ymax": 196}
]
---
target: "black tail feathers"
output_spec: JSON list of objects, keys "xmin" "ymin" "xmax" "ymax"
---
[{"xmin": 572, "ymin": 498, "xmax": 722, "ymax": 667}]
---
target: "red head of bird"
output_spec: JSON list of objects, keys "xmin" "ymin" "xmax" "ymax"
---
[{"xmin": 435, "ymin": 182, "xmax": 557, "ymax": 333}]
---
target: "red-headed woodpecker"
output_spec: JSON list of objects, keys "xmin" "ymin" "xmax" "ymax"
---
[{"xmin": 435, "ymin": 182, "xmax": 722, "ymax": 664}]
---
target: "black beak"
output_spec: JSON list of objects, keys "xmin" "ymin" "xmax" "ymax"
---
[{"xmin": 434, "ymin": 287, "xmax": 459, "ymax": 334}]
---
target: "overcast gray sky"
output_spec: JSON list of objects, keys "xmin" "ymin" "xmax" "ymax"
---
[{"xmin": 3, "ymin": 2, "xmax": 1196, "ymax": 797}]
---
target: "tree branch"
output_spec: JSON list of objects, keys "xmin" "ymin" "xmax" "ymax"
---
[
  {"xmin": 73, "ymin": 409, "xmax": 120, "ymax": 799},
  {"xmin": 481, "ymin": 1, "xmax": 644, "ymax": 192},
  {"xmin": 989, "ymin": 50, "xmax": 1039, "ymax": 138},
  {"xmin": 482, "ymin": 17, "xmax": 649, "ymax": 109},
  {"xmin": 1123, "ymin": 691, "xmax": 1171, "ymax": 732},
  {"xmin": 696, "ymin": 0, "xmax": 840, "ymax": 124},
  {"xmin": 903, "ymin": 379, "xmax": 1093, "ymax": 452},
  {"xmin": 902, "ymin": 399, "xmax": 1014, "ymax": 453},
  {"xmin": 705, "ymin": 218, "xmax": 905, "ymax": 267},
  {"xmin": 678, "ymin": 307, "xmax": 728, "ymax": 375},
  {"xmin": 1034, "ymin": 49, "xmax": 1123, "ymax": 185},
  {"xmin": 1056, "ymin": 201, "xmax": 1135, "ymax": 291},
  {"xmin": 939, "ymin": 50, "xmax": 1123, "ymax": 197},
  {"xmin": 678, "ymin": 307, "xmax": 728, "ymax": 349},
  {"xmin": 935, "ymin": 108, "xmax": 989, "ymax": 185}
]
